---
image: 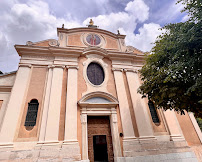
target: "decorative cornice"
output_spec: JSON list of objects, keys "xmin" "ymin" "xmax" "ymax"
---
[
  {"xmin": 26, "ymin": 39, "xmax": 59, "ymax": 47},
  {"xmin": 57, "ymin": 27, "xmax": 126, "ymax": 39},
  {"xmin": 15, "ymin": 44, "xmax": 145, "ymax": 62},
  {"xmin": 0, "ymin": 86, "xmax": 12, "ymax": 92},
  {"xmin": 19, "ymin": 64, "xmax": 32, "ymax": 68},
  {"xmin": 15, "ymin": 45, "xmax": 82, "ymax": 58}
]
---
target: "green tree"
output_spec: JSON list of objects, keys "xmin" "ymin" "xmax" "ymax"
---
[
  {"xmin": 138, "ymin": 0, "xmax": 202, "ymax": 117},
  {"xmin": 196, "ymin": 117, "xmax": 202, "ymax": 131}
]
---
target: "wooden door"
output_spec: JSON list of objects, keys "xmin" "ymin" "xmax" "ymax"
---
[{"xmin": 87, "ymin": 116, "xmax": 114, "ymax": 162}]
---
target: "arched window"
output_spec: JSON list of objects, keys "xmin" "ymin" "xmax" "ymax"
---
[
  {"xmin": 148, "ymin": 100, "xmax": 159, "ymax": 123},
  {"xmin": 24, "ymin": 99, "xmax": 39, "ymax": 127},
  {"xmin": 87, "ymin": 62, "xmax": 105, "ymax": 85}
]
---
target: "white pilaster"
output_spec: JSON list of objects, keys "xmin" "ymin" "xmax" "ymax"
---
[
  {"xmin": 44, "ymin": 66, "xmax": 64, "ymax": 144},
  {"xmin": 112, "ymin": 69, "xmax": 135, "ymax": 140},
  {"xmin": 110, "ymin": 108, "xmax": 122, "ymax": 157},
  {"xmin": 81, "ymin": 109, "xmax": 88, "ymax": 160},
  {"xmin": 38, "ymin": 66, "xmax": 53, "ymax": 143},
  {"xmin": 0, "ymin": 65, "xmax": 31, "ymax": 146},
  {"xmin": 64, "ymin": 66, "xmax": 78, "ymax": 143},
  {"xmin": 125, "ymin": 70, "xmax": 154, "ymax": 140},
  {"xmin": 164, "ymin": 109, "xmax": 185, "ymax": 141}
]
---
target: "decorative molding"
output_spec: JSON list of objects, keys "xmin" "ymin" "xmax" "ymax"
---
[
  {"xmin": 60, "ymin": 33, "xmax": 63, "ymax": 40},
  {"xmin": 21, "ymin": 55, "xmax": 54, "ymax": 60},
  {"xmin": 82, "ymin": 56, "xmax": 109, "ymax": 96},
  {"xmin": 26, "ymin": 41, "xmax": 33, "ymax": 46},
  {"xmin": 78, "ymin": 91, "xmax": 118, "ymax": 108},
  {"xmin": 120, "ymin": 39, "xmax": 125, "ymax": 46},
  {"xmin": 82, "ymin": 46, "xmax": 108, "ymax": 56},
  {"xmin": 15, "ymin": 45, "xmax": 82, "ymax": 58},
  {"xmin": 49, "ymin": 39, "xmax": 59, "ymax": 47},
  {"xmin": 26, "ymin": 39, "xmax": 59, "ymax": 47},
  {"xmin": 0, "ymin": 86, "xmax": 12, "ymax": 92},
  {"xmin": 57, "ymin": 27, "xmax": 126, "ymax": 39}
]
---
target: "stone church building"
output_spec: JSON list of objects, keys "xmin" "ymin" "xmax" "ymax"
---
[{"xmin": 0, "ymin": 21, "xmax": 202, "ymax": 161}]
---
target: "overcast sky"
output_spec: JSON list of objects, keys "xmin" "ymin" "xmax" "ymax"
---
[{"xmin": 0, "ymin": 0, "xmax": 188, "ymax": 73}]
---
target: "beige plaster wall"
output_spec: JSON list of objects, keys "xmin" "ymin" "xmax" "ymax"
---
[
  {"xmin": 58, "ymin": 68, "xmax": 68, "ymax": 141},
  {"xmin": 0, "ymin": 100, "xmax": 2, "ymax": 110},
  {"xmin": 116, "ymin": 105, "xmax": 124, "ymax": 156},
  {"xmin": 77, "ymin": 56, "xmax": 87, "ymax": 100},
  {"xmin": 68, "ymin": 34, "xmax": 85, "ymax": 47},
  {"xmin": 103, "ymin": 58, "xmax": 117, "ymax": 98},
  {"xmin": 145, "ymin": 97, "xmax": 167, "ymax": 134},
  {"xmin": 176, "ymin": 111, "xmax": 201, "ymax": 146},
  {"xmin": 105, "ymin": 36, "xmax": 118, "ymax": 50},
  {"xmin": 123, "ymin": 72, "xmax": 139, "ymax": 137},
  {"xmin": 152, "ymin": 109, "xmax": 167, "ymax": 134},
  {"xmin": 133, "ymin": 49, "xmax": 143, "ymax": 55},
  {"xmin": 16, "ymin": 67, "xmax": 47, "ymax": 141},
  {"xmin": 138, "ymin": 73, "xmax": 167, "ymax": 134},
  {"xmin": 0, "ymin": 74, "xmax": 16, "ymax": 86},
  {"xmin": 77, "ymin": 105, "xmax": 82, "ymax": 155},
  {"xmin": 34, "ymin": 41, "xmax": 50, "ymax": 47},
  {"xmin": 67, "ymin": 33, "xmax": 119, "ymax": 50},
  {"xmin": 77, "ymin": 56, "xmax": 87, "ymax": 154}
]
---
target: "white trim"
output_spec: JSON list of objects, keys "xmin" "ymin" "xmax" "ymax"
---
[
  {"xmin": 79, "ymin": 91, "xmax": 121, "ymax": 161},
  {"xmin": 82, "ymin": 55, "xmax": 109, "ymax": 96}
]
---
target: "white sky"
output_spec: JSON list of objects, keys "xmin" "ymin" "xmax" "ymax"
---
[{"xmin": 0, "ymin": 0, "xmax": 187, "ymax": 73}]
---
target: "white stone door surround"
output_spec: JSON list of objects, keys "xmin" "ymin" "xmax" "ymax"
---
[{"xmin": 78, "ymin": 91, "xmax": 122, "ymax": 161}]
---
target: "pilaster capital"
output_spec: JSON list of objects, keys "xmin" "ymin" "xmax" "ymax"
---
[
  {"xmin": 124, "ymin": 68, "xmax": 138, "ymax": 73},
  {"xmin": 48, "ymin": 65, "xmax": 54, "ymax": 69},
  {"xmin": 66, "ymin": 65, "xmax": 79, "ymax": 70},
  {"xmin": 52, "ymin": 65, "xmax": 66, "ymax": 69},
  {"xmin": 19, "ymin": 64, "xmax": 32, "ymax": 68},
  {"xmin": 112, "ymin": 67, "xmax": 123, "ymax": 72},
  {"xmin": 112, "ymin": 114, "xmax": 118, "ymax": 123},
  {"xmin": 81, "ymin": 114, "xmax": 87, "ymax": 124}
]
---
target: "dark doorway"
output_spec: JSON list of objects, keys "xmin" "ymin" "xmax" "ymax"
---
[{"xmin": 93, "ymin": 135, "xmax": 108, "ymax": 162}]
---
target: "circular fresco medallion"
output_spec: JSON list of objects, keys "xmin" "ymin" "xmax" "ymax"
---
[{"xmin": 86, "ymin": 34, "xmax": 101, "ymax": 46}]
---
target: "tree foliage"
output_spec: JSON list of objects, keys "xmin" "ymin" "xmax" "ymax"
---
[
  {"xmin": 138, "ymin": 0, "xmax": 202, "ymax": 117},
  {"xmin": 196, "ymin": 117, "xmax": 202, "ymax": 131}
]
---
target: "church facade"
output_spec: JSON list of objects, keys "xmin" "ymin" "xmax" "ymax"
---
[{"xmin": 0, "ymin": 23, "xmax": 202, "ymax": 161}]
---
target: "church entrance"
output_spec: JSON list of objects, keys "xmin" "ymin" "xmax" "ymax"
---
[{"xmin": 87, "ymin": 116, "xmax": 114, "ymax": 162}]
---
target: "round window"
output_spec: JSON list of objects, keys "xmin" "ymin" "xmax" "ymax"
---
[
  {"xmin": 87, "ymin": 62, "xmax": 104, "ymax": 85},
  {"xmin": 86, "ymin": 34, "xmax": 101, "ymax": 46}
]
